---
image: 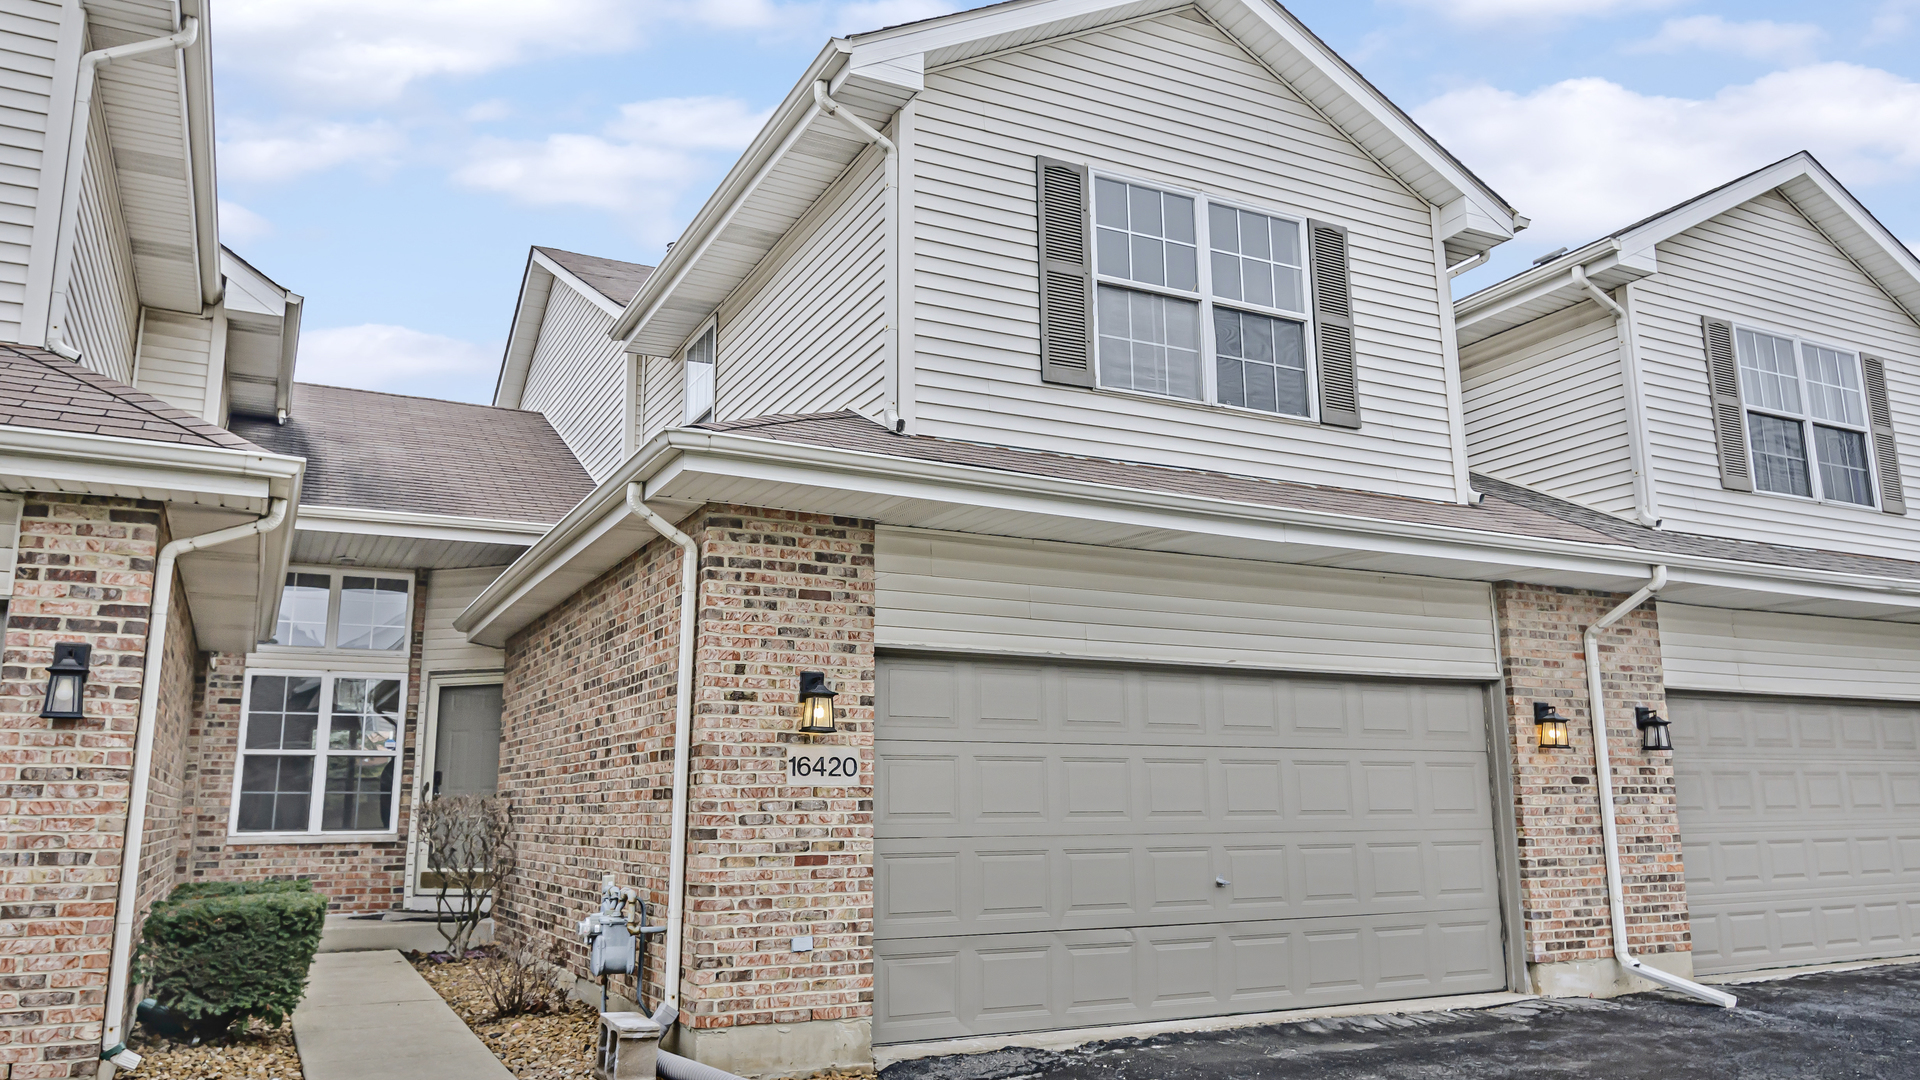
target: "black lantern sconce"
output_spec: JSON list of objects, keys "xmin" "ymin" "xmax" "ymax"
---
[
  {"xmin": 40, "ymin": 643, "xmax": 92, "ymax": 720},
  {"xmin": 1635, "ymin": 706, "xmax": 1672, "ymax": 752},
  {"xmin": 1533, "ymin": 701, "xmax": 1571, "ymax": 750},
  {"xmin": 797, "ymin": 671, "xmax": 837, "ymax": 735}
]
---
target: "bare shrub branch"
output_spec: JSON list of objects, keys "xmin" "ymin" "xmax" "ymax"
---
[{"xmin": 415, "ymin": 793, "xmax": 515, "ymax": 954}]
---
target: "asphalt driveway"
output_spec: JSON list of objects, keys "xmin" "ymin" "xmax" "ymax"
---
[{"xmin": 880, "ymin": 962, "xmax": 1920, "ymax": 1080}]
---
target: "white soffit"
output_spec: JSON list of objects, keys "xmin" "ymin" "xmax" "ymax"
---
[
  {"xmin": 1456, "ymin": 152, "xmax": 1920, "ymax": 347},
  {"xmin": 613, "ymin": 0, "xmax": 1521, "ymax": 356}
]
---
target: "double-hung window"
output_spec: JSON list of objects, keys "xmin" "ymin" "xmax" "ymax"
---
[
  {"xmin": 234, "ymin": 672, "xmax": 404, "ymax": 835},
  {"xmin": 1092, "ymin": 175, "xmax": 1314, "ymax": 418},
  {"xmin": 1735, "ymin": 327, "xmax": 1876, "ymax": 506}
]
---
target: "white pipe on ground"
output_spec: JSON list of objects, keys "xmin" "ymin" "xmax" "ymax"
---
[
  {"xmin": 1583, "ymin": 564, "xmax": 1736, "ymax": 1008},
  {"xmin": 624, "ymin": 483, "xmax": 698, "ymax": 1011},
  {"xmin": 101, "ymin": 497, "xmax": 288, "ymax": 1063}
]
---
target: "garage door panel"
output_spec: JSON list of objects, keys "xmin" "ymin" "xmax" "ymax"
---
[
  {"xmin": 875, "ymin": 832, "xmax": 1501, "ymax": 938},
  {"xmin": 874, "ymin": 909, "xmax": 1508, "ymax": 1043},
  {"xmin": 1672, "ymin": 693, "xmax": 1920, "ymax": 975}
]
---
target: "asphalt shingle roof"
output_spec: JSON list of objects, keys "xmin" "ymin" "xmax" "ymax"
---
[
  {"xmin": 0, "ymin": 343, "xmax": 264, "ymax": 450},
  {"xmin": 233, "ymin": 384, "xmax": 594, "ymax": 524},
  {"xmin": 696, "ymin": 411, "xmax": 1920, "ymax": 583},
  {"xmin": 535, "ymin": 247, "xmax": 655, "ymax": 307}
]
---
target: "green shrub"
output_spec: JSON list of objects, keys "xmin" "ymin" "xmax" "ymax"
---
[{"xmin": 136, "ymin": 880, "xmax": 327, "ymax": 1038}]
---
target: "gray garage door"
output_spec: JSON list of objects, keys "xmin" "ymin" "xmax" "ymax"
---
[
  {"xmin": 1671, "ymin": 694, "xmax": 1920, "ymax": 975},
  {"xmin": 873, "ymin": 656, "xmax": 1510, "ymax": 1044}
]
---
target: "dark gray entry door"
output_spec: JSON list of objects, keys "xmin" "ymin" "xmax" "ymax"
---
[
  {"xmin": 1670, "ymin": 693, "xmax": 1920, "ymax": 975},
  {"xmin": 433, "ymin": 683, "xmax": 503, "ymax": 797},
  {"xmin": 873, "ymin": 656, "xmax": 1508, "ymax": 1044}
]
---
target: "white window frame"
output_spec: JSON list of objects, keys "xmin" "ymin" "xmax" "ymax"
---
[
  {"xmin": 258, "ymin": 566, "xmax": 415, "ymax": 657},
  {"xmin": 1090, "ymin": 170, "xmax": 1319, "ymax": 422},
  {"xmin": 228, "ymin": 669, "xmax": 408, "ymax": 842},
  {"xmin": 681, "ymin": 318, "xmax": 717, "ymax": 426},
  {"xmin": 1733, "ymin": 320, "xmax": 1880, "ymax": 510}
]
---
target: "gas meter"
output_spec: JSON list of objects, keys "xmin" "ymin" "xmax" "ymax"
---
[{"xmin": 579, "ymin": 875, "xmax": 664, "ymax": 979}]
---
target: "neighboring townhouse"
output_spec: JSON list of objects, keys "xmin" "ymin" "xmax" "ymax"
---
[
  {"xmin": 441, "ymin": 1, "xmax": 1911, "ymax": 1075},
  {"xmin": 1457, "ymin": 152, "xmax": 1920, "ymax": 980}
]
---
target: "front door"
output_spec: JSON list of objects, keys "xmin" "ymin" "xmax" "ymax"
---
[{"xmin": 410, "ymin": 682, "xmax": 504, "ymax": 906}]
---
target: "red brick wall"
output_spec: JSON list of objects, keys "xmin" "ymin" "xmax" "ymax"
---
[
  {"xmin": 175, "ymin": 571, "xmax": 429, "ymax": 913},
  {"xmin": 499, "ymin": 506, "xmax": 876, "ymax": 1032},
  {"xmin": 0, "ymin": 494, "xmax": 160, "ymax": 1077},
  {"xmin": 136, "ymin": 560, "xmax": 198, "ymax": 921},
  {"xmin": 1493, "ymin": 583, "xmax": 1689, "ymax": 966}
]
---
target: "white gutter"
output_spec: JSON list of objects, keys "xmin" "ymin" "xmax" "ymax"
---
[
  {"xmin": 1582, "ymin": 564, "xmax": 1736, "ymax": 1009},
  {"xmin": 1445, "ymin": 250, "xmax": 1490, "ymax": 279},
  {"xmin": 101, "ymin": 497, "xmax": 290, "ymax": 1063},
  {"xmin": 1572, "ymin": 264, "xmax": 1662, "ymax": 529},
  {"xmin": 812, "ymin": 81, "xmax": 902, "ymax": 428},
  {"xmin": 177, "ymin": 2, "xmax": 222, "ymax": 308},
  {"xmin": 46, "ymin": 18, "xmax": 200, "ymax": 351},
  {"xmin": 622, "ymin": 483, "xmax": 698, "ymax": 1010}
]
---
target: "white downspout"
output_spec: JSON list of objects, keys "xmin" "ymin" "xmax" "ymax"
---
[
  {"xmin": 624, "ymin": 483, "xmax": 698, "ymax": 1010},
  {"xmin": 101, "ymin": 496, "xmax": 288, "ymax": 1064},
  {"xmin": 1583, "ymin": 564, "xmax": 1735, "ymax": 1009},
  {"xmin": 46, "ymin": 17, "xmax": 200, "ymax": 355},
  {"xmin": 1572, "ymin": 264, "xmax": 1661, "ymax": 528},
  {"xmin": 813, "ymin": 81, "xmax": 903, "ymax": 430}
]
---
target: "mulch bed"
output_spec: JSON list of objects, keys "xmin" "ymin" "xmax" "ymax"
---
[
  {"xmin": 127, "ymin": 1020, "xmax": 301, "ymax": 1080},
  {"xmin": 409, "ymin": 950, "xmax": 600, "ymax": 1080}
]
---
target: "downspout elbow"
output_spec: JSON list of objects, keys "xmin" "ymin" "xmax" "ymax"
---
[{"xmin": 1571, "ymin": 263, "xmax": 1625, "ymax": 320}]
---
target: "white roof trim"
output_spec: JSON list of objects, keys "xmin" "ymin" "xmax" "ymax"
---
[
  {"xmin": 295, "ymin": 504, "xmax": 549, "ymax": 546},
  {"xmin": 610, "ymin": 0, "xmax": 1522, "ymax": 354},
  {"xmin": 454, "ymin": 426, "xmax": 1920, "ymax": 648},
  {"xmin": 1457, "ymin": 152, "xmax": 1920, "ymax": 345},
  {"xmin": 493, "ymin": 247, "xmax": 628, "ymax": 408}
]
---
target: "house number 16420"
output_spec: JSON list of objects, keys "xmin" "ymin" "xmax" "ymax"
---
[{"xmin": 785, "ymin": 748, "xmax": 861, "ymax": 787}]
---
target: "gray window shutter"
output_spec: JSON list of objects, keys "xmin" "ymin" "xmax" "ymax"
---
[
  {"xmin": 1036, "ymin": 157, "xmax": 1094, "ymax": 387},
  {"xmin": 1861, "ymin": 354, "xmax": 1906, "ymax": 515},
  {"xmin": 1701, "ymin": 316, "xmax": 1753, "ymax": 492},
  {"xmin": 1308, "ymin": 219, "xmax": 1360, "ymax": 428}
]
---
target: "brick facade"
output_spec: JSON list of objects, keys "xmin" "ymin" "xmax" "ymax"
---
[
  {"xmin": 0, "ymin": 495, "xmax": 160, "ymax": 1077},
  {"xmin": 173, "ymin": 571, "xmax": 430, "ymax": 912},
  {"xmin": 498, "ymin": 505, "xmax": 875, "ymax": 1037},
  {"xmin": 1492, "ymin": 582, "xmax": 1690, "ymax": 970}
]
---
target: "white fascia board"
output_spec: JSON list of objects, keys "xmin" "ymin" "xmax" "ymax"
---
[
  {"xmin": 0, "ymin": 425, "xmax": 302, "ymax": 508},
  {"xmin": 493, "ymin": 252, "xmax": 555, "ymax": 408},
  {"xmin": 532, "ymin": 250, "xmax": 625, "ymax": 319},
  {"xmin": 1453, "ymin": 240, "xmax": 1662, "ymax": 342},
  {"xmin": 610, "ymin": 42, "xmax": 849, "ymax": 344},
  {"xmin": 295, "ymin": 504, "xmax": 550, "ymax": 546},
  {"xmin": 456, "ymin": 428, "xmax": 1920, "ymax": 646}
]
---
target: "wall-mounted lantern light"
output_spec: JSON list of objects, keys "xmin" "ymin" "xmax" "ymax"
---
[
  {"xmin": 1635, "ymin": 706, "xmax": 1672, "ymax": 752},
  {"xmin": 1533, "ymin": 701, "xmax": 1571, "ymax": 750},
  {"xmin": 797, "ymin": 671, "xmax": 837, "ymax": 735},
  {"xmin": 40, "ymin": 643, "xmax": 92, "ymax": 720}
]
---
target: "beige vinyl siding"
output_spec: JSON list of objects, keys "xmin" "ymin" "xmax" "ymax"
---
[
  {"xmin": 65, "ymin": 89, "xmax": 134, "ymax": 381},
  {"xmin": 130, "ymin": 307, "xmax": 211, "ymax": 414},
  {"xmin": 909, "ymin": 12, "xmax": 1459, "ymax": 502},
  {"xmin": 1633, "ymin": 191, "xmax": 1920, "ymax": 558},
  {"xmin": 877, "ymin": 527, "xmax": 1499, "ymax": 679},
  {"xmin": 0, "ymin": 0, "xmax": 63, "ymax": 341},
  {"xmin": 639, "ymin": 350, "xmax": 684, "ymax": 447},
  {"xmin": 1660, "ymin": 603, "xmax": 1920, "ymax": 702},
  {"xmin": 716, "ymin": 149, "xmax": 887, "ymax": 422},
  {"xmin": 1462, "ymin": 301, "xmax": 1636, "ymax": 516},
  {"xmin": 423, "ymin": 567, "xmax": 508, "ymax": 673},
  {"xmin": 520, "ymin": 280, "xmax": 625, "ymax": 480}
]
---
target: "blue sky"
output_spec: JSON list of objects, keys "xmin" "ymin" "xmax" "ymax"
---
[{"xmin": 209, "ymin": 0, "xmax": 1920, "ymax": 404}]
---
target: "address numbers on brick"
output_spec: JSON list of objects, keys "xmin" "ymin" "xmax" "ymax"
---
[{"xmin": 785, "ymin": 747, "xmax": 862, "ymax": 787}]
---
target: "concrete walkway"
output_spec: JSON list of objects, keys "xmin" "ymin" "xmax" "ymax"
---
[{"xmin": 293, "ymin": 951, "xmax": 513, "ymax": 1080}]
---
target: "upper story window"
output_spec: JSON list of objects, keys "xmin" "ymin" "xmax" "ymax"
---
[
  {"xmin": 683, "ymin": 323, "xmax": 716, "ymax": 425},
  {"xmin": 1091, "ymin": 174, "xmax": 1315, "ymax": 419},
  {"xmin": 1735, "ymin": 327, "xmax": 1875, "ymax": 506},
  {"xmin": 267, "ymin": 569, "xmax": 411, "ymax": 651}
]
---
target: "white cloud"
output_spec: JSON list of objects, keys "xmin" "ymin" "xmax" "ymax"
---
[
  {"xmin": 1870, "ymin": 0, "xmax": 1920, "ymax": 43},
  {"xmin": 1630, "ymin": 16, "xmax": 1824, "ymax": 62},
  {"xmin": 1415, "ymin": 63, "xmax": 1920, "ymax": 247},
  {"xmin": 218, "ymin": 200, "xmax": 272, "ymax": 246},
  {"xmin": 298, "ymin": 325, "xmax": 499, "ymax": 398},
  {"xmin": 220, "ymin": 120, "xmax": 403, "ymax": 184},
  {"xmin": 454, "ymin": 97, "xmax": 769, "ymax": 242},
  {"xmin": 1394, "ymin": 0, "xmax": 1676, "ymax": 24}
]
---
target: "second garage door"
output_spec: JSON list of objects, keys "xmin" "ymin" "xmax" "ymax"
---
[
  {"xmin": 873, "ymin": 655, "xmax": 1511, "ymax": 1044},
  {"xmin": 1671, "ymin": 693, "xmax": 1920, "ymax": 975}
]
